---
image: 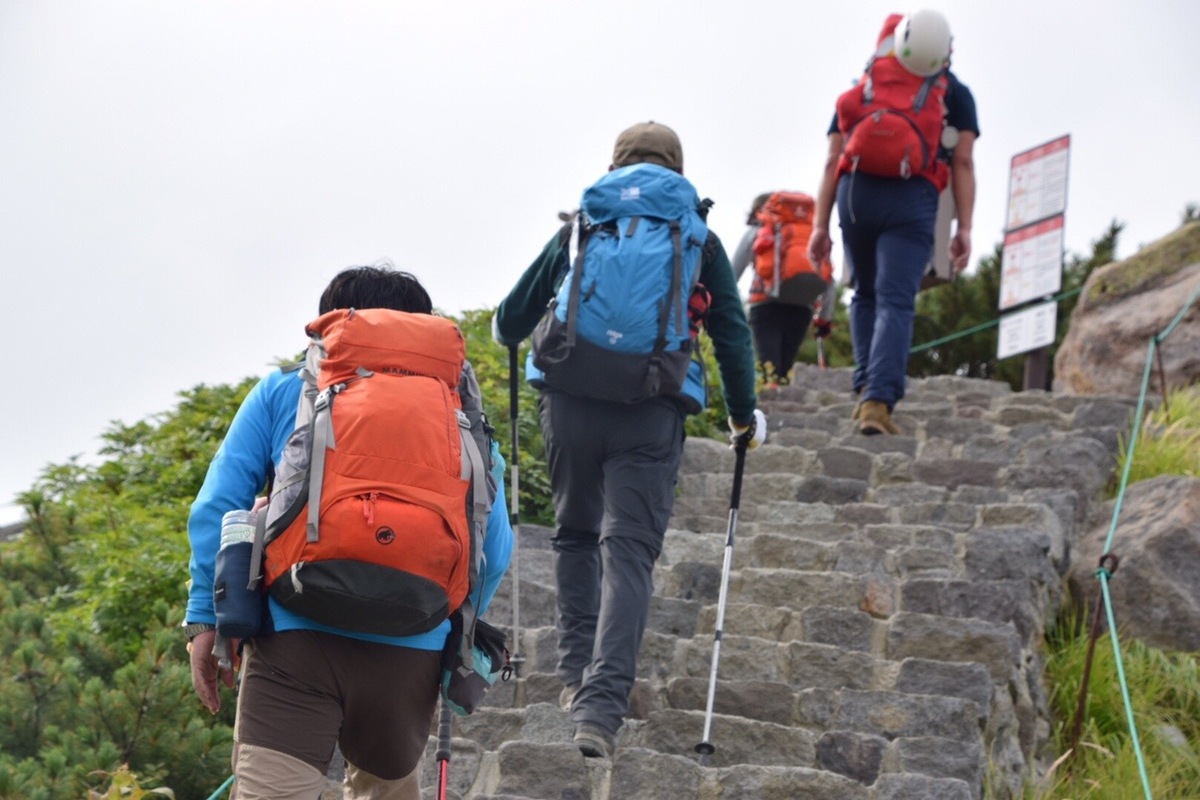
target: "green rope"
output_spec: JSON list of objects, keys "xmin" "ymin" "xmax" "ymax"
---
[
  {"xmin": 1157, "ymin": 284, "xmax": 1200, "ymax": 340},
  {"xmin": 909, "ymin": 285, "xmax": 1083, "ymax": 355},
  {"xmin": 205, "ymin": 774, "xmax": 234, "ymax": 800},
  {"xmin": 910, "ymin": 316, "xmax": 1000, "ymax": 354},
  {"xmin": 1101, "ymin": 336, "xmax": 1156, "ymax": 555},
  {"xmin": 1099, "ymin": 572, "xmax": 1154, "ymax": 799}
]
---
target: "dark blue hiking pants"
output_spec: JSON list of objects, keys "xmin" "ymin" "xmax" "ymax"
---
[
  {"xmin": 538, "ymin": 389, "xmax": 685, "ymax": 736},
  {"xmin": 836, "ymin": 173, "xmax": 938, "ymax": 408}
]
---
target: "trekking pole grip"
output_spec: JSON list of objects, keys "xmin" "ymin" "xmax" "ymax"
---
[{"xmin": 435, "ymin": 700, "xmax": 453, "ymax": 763}]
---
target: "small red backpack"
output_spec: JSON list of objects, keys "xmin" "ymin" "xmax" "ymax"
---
[{"xmin": 835, "ymin": 13, "xmax": 950, "ymax": 191}]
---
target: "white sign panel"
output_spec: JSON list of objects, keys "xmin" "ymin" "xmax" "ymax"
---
[
  {"xmin": 998, "ymin": 300, "xmax": 1058, "ymax": 360},
  {"xmin": 1000, "ymin": 215, "xmax": 1064, "ymax": 310},
  {"xmin": 1006, "ymin": 135, "xmax": 1070, "ymax": 231}
]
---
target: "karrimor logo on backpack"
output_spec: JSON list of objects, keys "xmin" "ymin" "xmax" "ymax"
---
[
  {"xmin": 257, "ymin": 308, "xmax": 489, "ymax": 637},
  {"xmin": 749, "ymin": 191, "xmax": 834, "ymax": 306},
  {"xmin": 836, "ymin": 13, "xmax": 950, "ymax": 191},
  {"xmin": 531, "ymin": 162, "xmax": 708, "ymax": 406}
]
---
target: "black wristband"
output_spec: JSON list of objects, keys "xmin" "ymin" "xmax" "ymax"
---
[{"xmin": 183, "ymin": 622, "xmax": 215, "ymax": 641}]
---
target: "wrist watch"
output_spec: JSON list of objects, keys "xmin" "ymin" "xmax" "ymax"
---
[{"xmin": 183, "ymin": 622, "xmax": 215, "ymax": 641}]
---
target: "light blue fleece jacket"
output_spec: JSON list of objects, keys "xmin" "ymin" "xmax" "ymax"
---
[{"xmin": 186, "ymin": 367, "xmax": 513, "ymax": 651}]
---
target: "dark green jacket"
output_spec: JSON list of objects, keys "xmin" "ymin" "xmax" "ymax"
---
[{"xmin": 493, "ymin": 223, "xmax": 758, "ymax": 424}]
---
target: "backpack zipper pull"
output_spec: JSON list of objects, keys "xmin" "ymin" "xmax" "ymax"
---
[{"xmin": 362, "ymin": 492, "xmax": 378, "ymax": 525}]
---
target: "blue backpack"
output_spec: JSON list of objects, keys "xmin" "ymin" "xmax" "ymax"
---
[{"xmin": 530, "ymin": 163, "xmax": 709, "ymax": 407}]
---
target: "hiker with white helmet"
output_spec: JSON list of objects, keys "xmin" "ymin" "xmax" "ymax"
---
[{"xmin": 809, "ymin": 9, "xmax": 979, "ymax": 434}]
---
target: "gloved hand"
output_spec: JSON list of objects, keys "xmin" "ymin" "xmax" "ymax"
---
[
  {"xmin": 491, "ymin": 313, "xmax": 510, "ymax": 348},
  {"xmin": 728, "ymin": 408, "xmax": 767, "ymax": 450},
  {"xmin": 813, "ymin": 318, "xmax": 834, "ymax": 339}
]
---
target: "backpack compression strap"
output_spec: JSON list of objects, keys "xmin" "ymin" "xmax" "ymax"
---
[
  {"xmin": 562, "ymin": 218, "xmax": 592, "ymax": 351},
  {"xmin": 455, "ymin": 409, "xmax": 490, "ymax": 669},
  {"xmin": 644, "ymin": 220, "xmax": 685, "ymax": 397}
]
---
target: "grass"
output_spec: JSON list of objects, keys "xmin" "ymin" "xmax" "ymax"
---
[
  {"xmin": 1029, "ymin": 614, "xmax": 1200, "ymax": 799},
  {"xmin": 1084, "ymin": 222, "xmax": 1200, "ymax": 306},
  {"xmin": 1110, "ymin": 383, "xmax": 1200, "ymax": 497}
]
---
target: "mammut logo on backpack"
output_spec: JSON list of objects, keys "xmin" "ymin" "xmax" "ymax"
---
[
  {"xmin": 620, "ymin": 186, "xmax": 641, "ymax": 201},
  {"xmin": 375, "ymin": 527, "xmax": 395, "ymax": 545},
  {"xmin": 606, "ymin": 329, "xmax": 623, "ymax": 345}
]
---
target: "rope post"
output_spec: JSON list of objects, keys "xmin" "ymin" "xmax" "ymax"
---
[
  {"xmin": 1068, "ymin": 553, "xmax": 1120, "ymax": 764},
  {"xmin": 1153, "ymin": 335, "xmax": 1169, "ymax": 415}
]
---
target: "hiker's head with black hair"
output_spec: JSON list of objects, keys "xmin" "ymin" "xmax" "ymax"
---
[
  {"xmin": 610, "ymin": 121, "xmax": 684, "ymax": 174},
  {"xmin": 318, "ymin": 262, "xmax": 433, "ymax": 315},
  {"xmin": 746, "ymin": 192, "xmax": 774, "ymax": 225}
]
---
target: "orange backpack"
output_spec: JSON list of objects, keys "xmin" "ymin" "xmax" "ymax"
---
[
  {"xmin": 749, "ymin": 191, "xmax": 833, "ymax": 305},
  {"xmin": 256, "ymin": 308, "xmax": 491, "ymax": 638}
]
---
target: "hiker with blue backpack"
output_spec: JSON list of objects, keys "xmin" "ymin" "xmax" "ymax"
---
[
  {"xmin": 492, "ymin": 121, "xmax": 766, "ymax": 759},
  {"xmin": 808, "ymin": 9, "xmax": 978, "ymax": 435},
  {"xmin": 185, "ymin": 264, "xmax": 513, "ymax": 800}
]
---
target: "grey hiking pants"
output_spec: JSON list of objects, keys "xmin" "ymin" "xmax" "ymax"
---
[{"xmin": 538, "ymin": 390, "xmax": 685, "ymax": 736}]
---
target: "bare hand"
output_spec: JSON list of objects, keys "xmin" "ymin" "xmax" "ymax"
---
[
  {"xmin": 808, "ymin": 227, "xmax": 833, "ymax": 265},
  {"xmin": 950, "ymin": 229, "xmax": 972, "ymax": 272},
  {"xmin": 189, "ymin": 629, "xmax": 239, "ymax": 714}
]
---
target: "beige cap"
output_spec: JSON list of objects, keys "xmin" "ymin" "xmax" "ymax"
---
[{"xmin": 611, "ymin": 121, "xmax": 683, "ymax": 172}]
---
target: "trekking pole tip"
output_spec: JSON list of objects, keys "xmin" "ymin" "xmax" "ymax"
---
[{"xmin": 694, "ymin": 741, "xmax": 714, "ymax": 766}]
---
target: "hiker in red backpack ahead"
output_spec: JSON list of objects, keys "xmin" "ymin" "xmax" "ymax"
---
[
  {"xmin": 809, "ymin": 9, "xmax": 979, "ymax": 434},
  {"xmin": 184, "ymin": 264, "xmax": 513, "ymax": 800},
  {"xmin": 731, "ymin": 191, "xmax": 837, "ymax": 387},
  {"xmin": 492, "ymin": 121, "xmax": 763, "ymax": 759}
]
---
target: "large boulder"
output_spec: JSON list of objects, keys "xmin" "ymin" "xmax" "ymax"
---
[
  {"xmin": 1054, "ymin": 222, "xmax": 1200, "ymax": 396},
  {"xmin": 1069, "ymin": 475, "xmax": 1200, "ymax": 653}
]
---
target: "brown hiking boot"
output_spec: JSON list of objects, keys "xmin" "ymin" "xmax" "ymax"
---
[
  {"xmin": 573, "ymin": 722, "xmax": 615, "ymax": 758},
  {"xmin": 858, "ymin": 400, "xmax": 898, "ymax": 435}
]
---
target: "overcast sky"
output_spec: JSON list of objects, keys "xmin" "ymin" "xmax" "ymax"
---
[{"xmin": 2, "ymin": 1, "xmax": 1198, "ymax": 526}]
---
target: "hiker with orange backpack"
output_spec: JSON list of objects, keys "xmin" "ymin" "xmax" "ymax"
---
[
  {"xmin": 492, "ymin": 121, "xmax": 764, "ymax": 759},
  {"xmin": 184, "ymin": 264, "xmax": 513, "ymax": 800},
  {"xmin": 808, "ymin": 9, "xmax": 978, "ymax": 434},
  {"xmin": 731, "ymin": 190, "xmax": 837, "ymax": 386}
]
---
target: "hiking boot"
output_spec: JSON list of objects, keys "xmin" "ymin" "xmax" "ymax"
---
[
  {"xmin": 558, "ymin": 683, "xmax": 580, "ymax": 711},
  {"xmin": 858, "ymin": 400, "xmax": 898, "ymax": 435},
  {"xmin": 573, "ymin": 722, "xmax": 615, "ymax": 759}
]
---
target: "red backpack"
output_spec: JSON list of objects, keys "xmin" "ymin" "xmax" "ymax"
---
[
  {"xmin": 835, "ymin": 14, "xmax": 950, "ymax": 191},
  {"xmin": 254, "ymin": 308, "xmax": 491, "ymax": 638},
  {"xmin": 748, "ymin": 191, "xmax": 833, "ymax": 305}
]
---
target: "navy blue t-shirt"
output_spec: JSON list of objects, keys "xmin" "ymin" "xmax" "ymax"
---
[{"xmin": 828, "ymin": 70, "xmax": 980, "ymax": 165}]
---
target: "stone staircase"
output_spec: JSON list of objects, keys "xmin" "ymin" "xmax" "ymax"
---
[{"xmin": 410, "ymin": 365, "xmax": 1136, "ymax": 800}]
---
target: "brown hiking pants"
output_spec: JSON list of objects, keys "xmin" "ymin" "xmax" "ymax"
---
[{"xmin": 232, "ymin": 630, "xmax": 441, "ymax": 798}]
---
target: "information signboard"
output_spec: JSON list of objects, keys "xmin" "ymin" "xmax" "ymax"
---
[
  {"xmin": 1005, "ymin": 134, "xmax": 1070, "ymax": 231},
  {"xmin": 1000, "ymin": 215, "xmax": 1065, "ymax": 310},
  {"xmin": 998, "ymin": 299, "xmax": 1058, "ymax": 360}
]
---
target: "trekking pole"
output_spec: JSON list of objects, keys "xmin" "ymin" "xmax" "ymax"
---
[
  {"xmin": 507, "ymin": 345, "xmax": 526, "ymax": 706},
  {"xmin": 816, "ymin": 335, "xmax": 827, "ymax": 370},
  {"xmin": 694, "ymin": 436, "xmax": 749, "ymax": 766},
  {"xmin": 435, "ymin": 698, "xmax": 453, "ymax": 800}
]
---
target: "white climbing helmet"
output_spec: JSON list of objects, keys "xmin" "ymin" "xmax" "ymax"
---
[{"xmin": 894, "ymin": 9, "xmax": 952, "ymax": 77}]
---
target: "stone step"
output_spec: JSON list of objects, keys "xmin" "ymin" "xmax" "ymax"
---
[{"xmin": 419, "ymin": 736, "xmax": 977, "ymax": 800}]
